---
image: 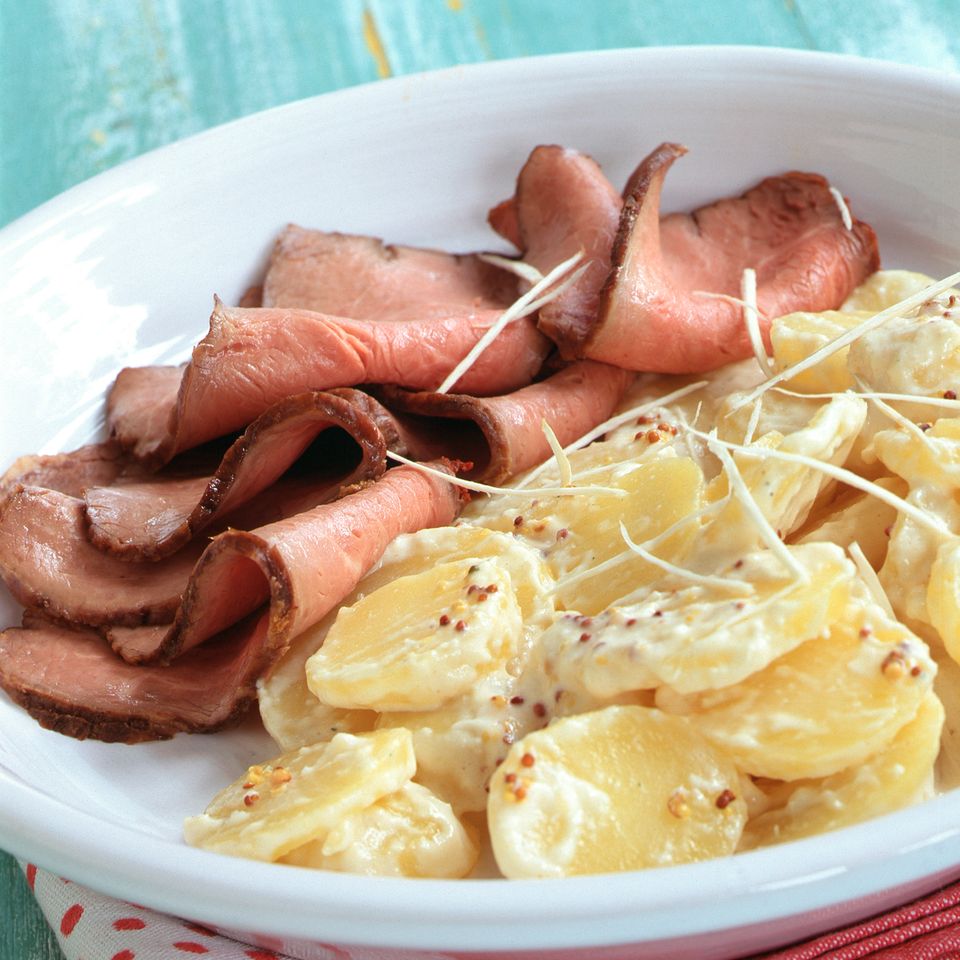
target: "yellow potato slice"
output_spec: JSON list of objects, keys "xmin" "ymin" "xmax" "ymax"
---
[
  {"xmin": 262, "ymin": 525, "xmax": 552, "ymax": 746},
  {"xmin": 696, "ymin": 395, "xmax": 867, "ymax": 567},
  {"xmin": 793, "ymin": 477, "xmax": 905, "ymax": 571},
  {"xmin": 375, "ymin": 664, "xmax": 543, "ymax": 814},
  {"xmin": 741, "ymin": 692, "xmax": 943, "ymax": 849},
  {"xmin": 871, "ymin": 423, "xmax": 960, "ymax": 626},
  {"xmin": 183, "ymin": 729, "xmax": 415, "ymax": 860},
  {"xmin": 931, "ymin": 643, "xmax": 960, "ymax": 791},
  {"xmin": 543, "ymin": 543, "xmax": 855, "ymax": 698},
  {"xmin": 280, "ymin": 781, "xmax": 478, "ymax": 878},
  {"xmin": 307, "ymin": 557, "xmax": 523, "ymax": 712},
  {"xmin": 362, "ymin": 524, "xmax": 556, "ymax": 628},
  {"xmin": 471, "ymin": 456, "xmax": 704, "ymax": 615},
  {"xmin": 842, "ymin": 269, "xmax": 942, "ymax": 312},
  {"xmin": 487, "ymin": 705, "xmax": 746, "ymax": 878},
  {"xmin": 661, "ymin": 588, "xmax": 936, "ymax": 780},
  {"xmin": 927, "ymin": 540, "xmax": 960, "ymax": 666},
  {"xmin": 258, "ymin": 620, "xmax": 376, "ymax": 751},
  {"xmin": 770, "ymin": 309, "xmax": 870, "ymax": 393}
]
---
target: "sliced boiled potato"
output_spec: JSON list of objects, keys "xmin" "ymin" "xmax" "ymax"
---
[
  {"xmin": 659, "ymin": 588, "xmax": 936, "ymax": 780},
  {"xmin": 872, "ymin": 423, "xmax": 960, "ymax": 627},
  {"xmin": 931, "ymin": 644, "xmax": 960, "ymax": 791},
  {"xmin": 543, "ymin": 543, "xmax": 855, "ymax": 699},
  {"xmin": 927, "ymin": 540, "xmax": 960, "ymax": 666},
  {"xmin": 793, "ymin": 477, "xmax": 905, "ymax": 571},
  {"xmin": 696, "ymin": 394, "xmax": 867, "ymax": 568},
  {"xmin": 280, "ymin": 781, "xmax": 478, "ymax": 878},
  {"xmin": 258, "ymin": 619, "xmax": 376, "ymax": 751},
  {"xmin": 307, "ymin": 557, "xmax": 523, "ymax": 712},
  {"xmin": 473, "ymin": 456, "xmax": 704, "ymax": 615},
  {"xmin": 183, "ymin": 729, "xmax": 415, "ymax": 860},
  {"xmin": 487, "ymin": 705, "xmax": 746, "ymax": 878},
  {"xmin": 770, "ymin": 309, "xmax": 870, "ymax": 393},
  {"xmin": 363, "ymin": 524, "xmax": 556, "ymax": 629},
  {"xmin": 375, "ymin": 665, "xmax": 543, "ymax": 814},
  {"xmin": 741, "ymin": 692, "xmax": 943, "ymax": 849},
  {"xmin": 842, "ymin": 269, "xmax": 942, "ymax": 312}
]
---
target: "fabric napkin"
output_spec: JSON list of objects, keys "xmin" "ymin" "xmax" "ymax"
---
[{"xmin": 21, "ymin": 861, "xmax": 960, "ymax": 960}]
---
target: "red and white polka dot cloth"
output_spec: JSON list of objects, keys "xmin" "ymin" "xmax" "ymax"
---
[
  {"xmin": 21, "ymin": 861, "xmax": 960, "ymax": 959},
  {"xmin": 22, "ymin": 862, "xmax": 460, "ymax": 960}
]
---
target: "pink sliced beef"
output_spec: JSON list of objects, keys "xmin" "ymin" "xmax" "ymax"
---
[
  {"xmin": 491, "ymin": 145, "xmax": 623, "ymax": 356},
  {"xmin": 584, "ymin": 143, "xmax": 881, "ymax": 373},
  {"xmin": 0, "ymin": 612, "xmax": 274, "ymax": 743},
  {"xmin": 107, "ymin": 301, "xmax": 549, "ymax": 464},
  {"xmin": 0, "ymin": 486, "xmax": 201, "ymax": 628},
  {"xmin": 0, "ymin": 442, "xmax": 129, "ymax": 501},
  {"xmin": 85, "ymin": 389, "xmax": 386, "ymax": 562},
  {"xmin": 376, "ymin": 360, "xmax": 634, "ymax": 484},
  {"xmin": 262, "ymin": 225, "xmax": 517, "ymax": 317},
  {"xmin": 0, "ymin": 463, "xmax": 464, "ymax": 742}
]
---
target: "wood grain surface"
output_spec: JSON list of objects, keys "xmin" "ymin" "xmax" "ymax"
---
[{"xmin": 0, "ymin": 1, "xmax": 956, "ymax": 956}]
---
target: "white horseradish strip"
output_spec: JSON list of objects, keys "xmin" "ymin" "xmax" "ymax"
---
[
  {"xmin": 541, "ymin": 418, "xmax": 573, "ymax": 487},
  {"xmin": 684, "ymin": 426, "xmax": 951, "ymax": 537},
  {"xmin": 709, "ymin": 438, "xmax": 808, "ymax": 582},
  {"xmin": 847, "ymin": 541, "xmax": 895, "ymax": 618},
  {"xmin": 385, "ymin": 450, "xmax": 628, "ymax": 500},
  {"xmin": 619, "ymin": 522, "xmax": 754, "ymax": 593},
  {"xmin": 829, "ymin": 186, "xmax": 854, "ymax": 231},
  {"xmin": 556, "ymin": 495, "xmax": 734, "ymax": 595},
  {"xmin": 731, "ymin": 270, "xmax": 960, "ymax": 412},
  {"xmin": 741, "ymin": 267, "xmax": 774, "ymax": 378},
  {"xmin": 437, "ymin": 250, "xmax": 586, "ymax": 394},
  {"xmin": 773, "ymin": 385, "xmax": 960, "ymax": 414},
  {"xmin": 477, "ymin": 253, "xmax": 545, "ymax": 285},
  {"xmin": 515, "ymin": 380, "xmax": 709, "ymax": 489}
]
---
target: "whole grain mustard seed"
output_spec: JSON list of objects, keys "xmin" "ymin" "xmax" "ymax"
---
[
  {"xmin": 715, "ymin": 789, "xmax": 736, "ymax": 810},
  {"xmin": 667, "ymin": 790, "xmax": 691, "ymax": 819},
  {"xmin": 881, "ymin": 651, "xmax": 907, "ymax": 679}
]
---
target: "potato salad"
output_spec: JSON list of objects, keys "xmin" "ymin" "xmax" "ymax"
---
[{"xmin": 185, "ymin": 269, "xmax": 960, "ymax": 879}]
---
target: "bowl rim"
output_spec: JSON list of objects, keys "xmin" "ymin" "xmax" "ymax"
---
[{"xmin": 1, "ymin": 43, "xmax": 959, "ymax": 952}]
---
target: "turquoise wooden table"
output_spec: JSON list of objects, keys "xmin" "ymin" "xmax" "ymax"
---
[{"xmin": 0, "ymin": 1, "xmax": 957, "ymax": 956}]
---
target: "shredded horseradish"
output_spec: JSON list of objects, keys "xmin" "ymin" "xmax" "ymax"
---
[
  {"xmin": 477, "ymin": 253, "xmax": 545, "ymax": 285},
  {"xmin": 685, "ymin": 425, "xmax": 950, "ymax": 536},
  {"xmin": 619, "ymin": 521, "xmax": 754, "ymax": 593},
  {"xmin": 829, "ymin": 186, "xmax": 854, "ymax": 231},
  {"xmin": 385, "ymin": 449, "xmax": 627, "ymax": 499},
  {"xmin": 740, "ymin": 268, "xmax": 774, "ymax": 378},
  {"xmin": 847, "ymin": 541, "xmax": 894, "ymax": 617},
  {"xmin": 515, "ymin": 380, "xmax": 708, "ymax": 489},
  {"xmin": 541, "ymin": 418, "xmax": 573, "ymax": 487},
  {"xmin": 731, "ymin": 270, "xmax": 960, "ymax": 412},
  {"xmin": 708, "ymin": 437, "xmax": 808, "ymax": 582},
  {"xmin": 437, "ymin": 250, "xmax": 585, "ymax": 394}
]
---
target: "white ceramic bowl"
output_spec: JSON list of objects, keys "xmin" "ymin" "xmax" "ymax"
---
[{"xmin": 1, "ymin": 47, "xmax": 958, "ymax": 960}]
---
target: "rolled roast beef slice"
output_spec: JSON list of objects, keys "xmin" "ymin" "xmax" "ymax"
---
[
  {"xmin": 107, "ymin": 301, "xmax": 549, "ymax": 464},
  {"xmin": 0, "ymin": 485, "xmax": 201, "ymax": 628},
  {"xmin": 85, "ymin": 389, "xmax": 387, "ymax": 562},
  {"xmin": 262, "ymin": 225, "xmax": 518, "ymax": 316},
  {"xmin": 586, "ymin": 143, "xmax": 881, "ymax": 374},
  {"xmin": 492, "ymin": 145, "xmax": 623, "ymax": 357},
  {"xmin": 377, "ymin": 359, "xmax": 635, "ymax": 484},
  {"xmin": 0, "ymin": 464, "xmax": 465, "ymax": 742},
  {"xmin": 111, "ymin": 461, "xmax": 465, "ymax": 665},
  {"xmin": 0, "ymin": 612, "xmax": 271, "ymax": 743}
]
